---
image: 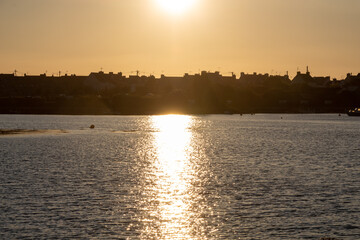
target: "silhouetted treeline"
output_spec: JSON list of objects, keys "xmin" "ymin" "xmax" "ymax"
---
[{"xmin": 1, "ymin": 70, "xmax": 360, "ymax": 114}]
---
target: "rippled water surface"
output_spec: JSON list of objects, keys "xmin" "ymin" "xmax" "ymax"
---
[{"xmin": 1, "ymin": 114, "xmax": 360, "ymax": 239}]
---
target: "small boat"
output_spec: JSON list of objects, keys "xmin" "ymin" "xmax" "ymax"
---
[{"xmin": 347, "ymin": 108, "xmax": 360, "ymax": 116}]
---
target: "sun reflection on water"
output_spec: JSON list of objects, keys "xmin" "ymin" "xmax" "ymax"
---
[
  {"xmin": 152, "ymin": 115, "xmax": 192, "ymax": 178},
  {"xmin": 141, "ymin": 115, "xmax": 197, "ymax": 239}
]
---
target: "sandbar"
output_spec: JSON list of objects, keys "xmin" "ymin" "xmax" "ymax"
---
[{"xmin": 0, "ymin": 129, "xmax": 67, "ymax": 135}]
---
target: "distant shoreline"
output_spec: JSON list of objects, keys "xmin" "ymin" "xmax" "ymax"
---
[{"xmin": 1, "ymin": 71, "xmax": 359, "ymax": 115}]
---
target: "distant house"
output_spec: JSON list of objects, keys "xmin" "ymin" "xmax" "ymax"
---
[
  {"xmin": 343, "ymin": 73, "xmax": 360, "ymax": 91},
  {"xmin": 344, "ymin": 73, "xmax": 360, "ymax": 85},
  {"xmin": 267, "ymin": 75, "xmax": 291, "ymax": 87},
  {"xmin": 313, "ymin": 76, "xmax": 331, "ymax": 86},
  {"xmin": 197, "ymin": 71, "xmax": 237, "ymax": 86},
  {"xmin": 240, "ymin": 72, "xmax": 268, "ymax": 86},
  {"xmin": 86, "ymin": 71, "xmax": 124, "ymax": 91},
  {"xmin": 201, "ymin": 71, "xmax": 223, "ymax": 80},
  {"xmin": 160, "ymin": 75, "xmax": 184, "ymax": 90},
  {"xmin": 292, "ymin": 67, "xmax": 330, "ymax": 87},
  {"xmin": 0, "ymin": 74, "xmax": 15, "ymax": 80},
  {"xmin": 240, "ymin": 72, "xmax": 290, "ymax": 87},
  {"xmin": 128, "ymin": 75, "xmax": 149, "ymax": 93}
]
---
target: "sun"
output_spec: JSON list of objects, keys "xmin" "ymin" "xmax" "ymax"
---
[{"xmin": 155, "ymin": 0, "xmax": 197, "ymax": 15}]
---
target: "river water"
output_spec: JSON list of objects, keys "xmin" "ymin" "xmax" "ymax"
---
[{"xmin": 0, "ymin": 114, "xmax": 359, "ymax": 239}]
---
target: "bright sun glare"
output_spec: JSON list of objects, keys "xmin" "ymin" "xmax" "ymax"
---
[{"xmin": 155, "ymin": 0, "xmax": 197, "ymax": 15}]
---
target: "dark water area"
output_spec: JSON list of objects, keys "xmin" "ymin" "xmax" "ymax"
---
[{"xmin": 0, "ymin": 114, "xmax": 359, "ymax": 239}]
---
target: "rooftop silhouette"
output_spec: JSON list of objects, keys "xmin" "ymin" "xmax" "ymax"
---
[{"xmin": 0, "ymin": 69, "xmax": 359, "ymax": 114}]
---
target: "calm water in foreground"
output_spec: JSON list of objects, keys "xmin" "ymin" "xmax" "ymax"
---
[{"xmin": 0, "ymin": 114, "xmax": 359, "ymax": 239}]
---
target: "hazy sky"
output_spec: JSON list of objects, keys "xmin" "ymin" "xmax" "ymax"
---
[{"xmin": 1, "ymin": 0, "xmax": 359, "ymax": 78}]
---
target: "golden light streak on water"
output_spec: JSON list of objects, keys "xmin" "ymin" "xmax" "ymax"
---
[
  {"xmin": 153, "ymin": 115, "xmax": 194, "ymax": 239},
  {"xmin": 141, "ymin": 115, "xmax": 196, "ymax": 239}
]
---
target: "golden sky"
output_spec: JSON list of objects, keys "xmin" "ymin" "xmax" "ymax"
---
[{"xmin": 0, "ymin": 0, "xmax": 359, "ymax": 78}]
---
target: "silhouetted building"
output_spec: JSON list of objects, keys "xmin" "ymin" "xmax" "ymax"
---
[
  {"xmin": 292, "ymin": 67, "xmax": 330, "ymax": 88},
  {"xmin": 87, "ymin": 71, "xmax": 117, "ymax": 91},
  {"xmin": 0, "ymin": 74, "xmax": 15, "ymax": 80},
  {"xmin": 344, "ymin": 73, "xmax": 360, "ymax": 85},
  {"xmin": 0, "ymin": 69, "xmax": 359, "ymax": 114},
  {"xmin": 240, "ymin": 72, "xmax": 290, "ymax": 87}
]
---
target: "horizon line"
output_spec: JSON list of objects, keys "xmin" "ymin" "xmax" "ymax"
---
[{"xmin": 2, "ymin": 69, "xmax": 359, "ymax": 80}]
